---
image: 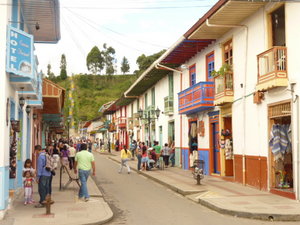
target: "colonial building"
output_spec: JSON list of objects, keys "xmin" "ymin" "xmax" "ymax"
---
[{"xmin": 0, "ymin": 0, "xmax": 60, "ymax": 218}]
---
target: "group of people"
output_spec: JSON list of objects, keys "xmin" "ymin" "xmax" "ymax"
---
[
  {"xmin": 23, "ymin": 138, "xmax": 95, "ymax": 207},
  {"xmin": 118, "ymin": 140, "xmax": 175, "ymax": 173}
]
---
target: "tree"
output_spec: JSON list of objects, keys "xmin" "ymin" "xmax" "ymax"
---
[
  {"xmin": 47, "ymin": 64, "xmax": 55, "ymax": 80},
  {"xmin": 120, "ymin": 56, "xmax": 130, "ymax": 74},
  {"xmin": 102, "ymin": 43, "xmax": 116, "ymax": 75},
  {"xmin": 135, "ymin": 49, "xmax": 166, "ymax": 77},
  {"xmin": 60, "ymin": 54, "xmax": 67, "ymax": 80},
  {"xmin": 86, "ymin": 46, "xmax": 104, "ymax": 74}
]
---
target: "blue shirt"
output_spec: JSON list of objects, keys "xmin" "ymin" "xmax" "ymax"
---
[{"xmin": 37, "ymin": 152, "xmax": 51, "ymax": 178}]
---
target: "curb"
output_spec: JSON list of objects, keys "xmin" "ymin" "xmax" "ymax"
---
[{"xmin": 108, "ymin": 156, "xmax": 300, "ymax": 222}]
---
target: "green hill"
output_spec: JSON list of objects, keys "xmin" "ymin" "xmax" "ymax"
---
[{"xmin": 54, "ymin": 74, "xmax": 136, "ymax": 127}]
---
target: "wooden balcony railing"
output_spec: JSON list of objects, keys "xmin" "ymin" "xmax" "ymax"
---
[
  {"xmin": 256, "ymin": 46, "xmax": 288, "ymax": 91},
  {"xmin": 178, "ymin": 81, "xmax": 214, "ymax": 114},
  {"xmin": 214, "ymin": 73, "xmax": 234, "ymax": 105},
  {"xmin": 117, "ymin": 117, "xmax": 127, "ymax": 129},
  {"xmin": 164, "ymin": 96, "xmax": 174, "ymax": 115}
]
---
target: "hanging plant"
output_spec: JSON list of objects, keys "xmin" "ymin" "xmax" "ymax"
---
[{"xmin": 211, "ymin": 63, "xmax": 232, "ymax": 78}]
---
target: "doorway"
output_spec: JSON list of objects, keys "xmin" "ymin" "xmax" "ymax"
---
[
  {"xmin": 212, "ymin": 122, "xmax": 220, "ymax": 174},
  {"xmin": 269, "ymin": 101, "xmax": 293, "ymax": 198},
  {"xmin": 270, "ymin": 5, "xmax": 285, "ymax": 46}
]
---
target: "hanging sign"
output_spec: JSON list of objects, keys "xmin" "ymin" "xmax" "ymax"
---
[{"xmin": 6, "ymin": 26, "xmax": 34, "ymax": 78}]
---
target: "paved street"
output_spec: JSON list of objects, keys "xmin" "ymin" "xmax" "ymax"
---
[{"xmin": 93, "ymin": 152, "xmax": 300, "ymax": 225}]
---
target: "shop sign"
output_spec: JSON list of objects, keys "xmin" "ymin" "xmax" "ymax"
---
[{"xmin": 6, "ymin": 26, "xmax": 34, "ymax": 78}]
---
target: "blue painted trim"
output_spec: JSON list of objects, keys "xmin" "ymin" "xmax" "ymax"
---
[
  {"xmin": 198, "ymin": 150, "xmax": 209, "ymax": 175},
  {"xmin": 0, "ymin": 166, "xmax": 10, "ymax": 210},
  {"xmin": 208, "ymin": 111, "xmax": 220, "ymax": 117},
  {"xmin": 11, "ymin": 0, "xmax": 18, "ymax": 28},
  {"xmin": 9, "ymin": 76, "xmax": 32, "ymax": 83},
  {"xmin": 17, "ymin": 160, "xmax": 23, "ymax": 188},
  {"xmin": 26, "ymin": 116, "xmax": 31, "ymax": 159},
  {"xmin": 181, "ymin": 149, "xmax": 189, "ymax": 170},
  {"xmin": 28, "ymin": 100, "xmax": 42, "ymax": 106}
]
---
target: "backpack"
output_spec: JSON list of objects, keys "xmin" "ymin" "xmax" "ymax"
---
[{"xmin": 45, "ymin": 154, "xmax": 55, "ymax": 175}]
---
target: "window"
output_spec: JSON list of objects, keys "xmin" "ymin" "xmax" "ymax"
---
[
  {"xmin": 189, "ymin": 64, "xmax": 196, "ymax": 86},
  {"xmin": 151, "ymin": 88, "xmax": 155, "ymax": 106},
  {"xmin": 223, "ymin": 40, "xmax": 233, "ymax": 65},
  {"xmin": 206, "ymin": 52, "xmax": 215, "ymax": 82}
]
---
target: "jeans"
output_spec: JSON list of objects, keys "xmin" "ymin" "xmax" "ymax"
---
[
  {"xmin": 137, "ymin": 154, "xmax": 142, "ymax": 170},
  {"xmin": 119, "ymin": 159, "xmax": 131, "ymax": 173},
  {"xmin": 163, "ymin": 155, "xmax": 170, "ymax": 166},
  {"xmin": 69, "ymin": 157, "xmax": 75, "ymax": 170},
  {"xmin": 169, "ymin": 153, "xmax": 175, "ymax": 167},
  {"xmin": 79, "ymin": 169, "xmax": 90, "ymax": 199},
  {"xmin": 38, "ymin": 176, "xmax": 51, "ymax": 204},
  {"xmin": 49, "ymin": 175, "xmax": 53, "ymax": 195}
]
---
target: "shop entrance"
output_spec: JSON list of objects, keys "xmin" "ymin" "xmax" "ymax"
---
[
  {"xmin": 268, "ymin": 101, "xmax": 293, "ymax": 198},
  {"xmin": 212, "ymin": 122, "xmax": 220, "ymax": 174},
  {"xmin": 222, "ymin": 116, "xmax": 233, "ymax": 176},
  {"xmin": 189, "ymin": 119, "xmax": 198, "ymax": 168}
]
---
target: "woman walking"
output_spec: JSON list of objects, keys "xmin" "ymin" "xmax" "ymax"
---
[
  {"xmin": 119, "ymin": 145, "xmax": 132, "ymax": 174},
  {"xmin": 162, "ymin": 143, "xmax": 171, "ymax": 168}
]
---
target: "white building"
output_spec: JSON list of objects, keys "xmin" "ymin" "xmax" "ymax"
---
[{"xmin": 0, "ymin": 0, "xmax": 60, "ymax": 218}]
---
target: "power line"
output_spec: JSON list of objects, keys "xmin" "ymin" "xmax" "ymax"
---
[
  {"xmin": 62, "ymin": 7, "xmax": 153, "ymax": 54},
  {"xmin": 0, "ymin": 2, "xmax": 213, "ymax": 10},
  {"xmin": 66, "ymin": 7, "xmax": 168, "ymax": 49}
]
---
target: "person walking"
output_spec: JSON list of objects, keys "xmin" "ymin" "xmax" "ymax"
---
[
  {"xmin": 52, "ymin": 143, "xmax": 60, "ymax": 169},
  {"xmin": 130, "ymin": 140, "xmax": 137, "ymax": 159},
  {"xmin": 119, "ymin": 145, "xmax": 132, "ymax": 174},
  {"xmin": 162, "ymin": 143, "xmax": 171, "ymax": 168},
  {"xmin": 74, "ymin": 143, "xmax": 95, "ymax": 202},
  {"xmin": 68, "ymin": 144, "xmax": 76, "ymax": 170},
  {"xmin": 136, "ymin": 142, "xmax": 143, "ymax": 171},
  {"xmin": 169, "ymin": 141, "xmax": 176, "ymax": 167},
  {"xmin": 60, "ymin": 145, "xmax": 69, "ymax": 167},
  {"xmin": 35, "ymin": 148, "xmax": 51, "ymax": 208}
]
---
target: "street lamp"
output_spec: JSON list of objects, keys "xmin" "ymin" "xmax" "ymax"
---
[{"xmin": 138, "ymin": 107, "xmax": 160, "ymax": 147}]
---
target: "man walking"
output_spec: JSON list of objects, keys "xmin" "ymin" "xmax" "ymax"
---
[
  {"xmin": 35, "ymin": 148, "xmax": 51, "ymax": 208},
  {"xmin": 74, "ymin": 143, "xmax": 95, "ymax": 201}
]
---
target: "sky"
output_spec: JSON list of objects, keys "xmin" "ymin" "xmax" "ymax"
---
[{"xmin": 35, "ymin": 0, "xmax": 219, "ymax": 75}]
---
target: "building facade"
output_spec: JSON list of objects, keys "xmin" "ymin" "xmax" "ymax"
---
[{"xmin": 0, "ymin": 0, "xmax": 60, "ymax": 218}]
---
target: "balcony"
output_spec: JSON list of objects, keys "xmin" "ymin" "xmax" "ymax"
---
[
  {"xmin": 117, "ymin": 117, "xmax": 127, "ymax": 129},
  {"xmin": 256, "ymin": 46, "xmax": 288, "ymax": 91},
  {"xmin": 164, "ymin": 96, "xmax": 174, "ymax": 115},
  {"xmin": 178, "ymin": 81, "xmax": 214, "ymax": 114},
  {"xmin": 214, "ymin": 73, "xmax": 234, "ymax": 106}
]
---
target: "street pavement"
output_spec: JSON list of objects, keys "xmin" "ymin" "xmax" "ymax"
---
[
  {"xmin": 0, "ymin": 161, "xmax": 113, "ymax": 225},
  {"xmin": 107, "ymin": 150, "xmax": 300, "ymax": 222}
]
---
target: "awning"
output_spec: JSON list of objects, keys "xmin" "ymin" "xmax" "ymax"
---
[
  {"xmin": 42, "ymin": 79, "xmax": 65, "ymax": 114},
  {"xmin": 186, "ymin": 0, "xmax": 267, "ymax": 40},
  {"xmin": 20, "ymin": 0, "xmax": 60, "ymax": 43}
]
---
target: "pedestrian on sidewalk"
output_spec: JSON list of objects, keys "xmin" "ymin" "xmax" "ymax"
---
[
  {"xmin": 23, "ymin": 171, "xmax": 34, "ymax": 205},
  {"xmin": 141, "ymin": 146, "xmax": 149, "ymax": 171},
  {"xmin": 169, "ymin": 141, "xmax": 175, "ymax": 167},
  {"xmin": 45, "ymin": 147, "xmax": 55, "ymax": 196},
  {"xmin": 23, "ymin": 159, "xmax": 35, "ymax": 204},
  {"xmin": 69, "ymin": 144, "xmax": 76, "ymax": 170},
  {"xmin": 119, "ymin": 145, "xmax": 132, "ymax": 174},
  {"xmin": 162, "ymin": 143, "xmax": 171, "ymax": 168},
  {"xmin": 35, "ymin": 148, "xmax": 51, "ymax": 208},
  {"xmin": 74, "ymin": 143, "xmax": 96, "ymax": 202},
  {"xmin": 130, "ymin": 140, "xmax": 137, "ymax": 159},
  {"xmin": 136, "ymin": 142, "xmax": 143, "ymax": 171},
  {"xmin": 60, "ymin": 144, "xmax": 70, "ymax": 168},
  {"xmin": 52, "ymin": 143, "xmax": 60, "ymax": 169}
]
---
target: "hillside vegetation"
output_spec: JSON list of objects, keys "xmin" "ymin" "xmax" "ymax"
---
[{"xmin": 55, "ymin": 74, "xmax": 136, "ymax": 126}]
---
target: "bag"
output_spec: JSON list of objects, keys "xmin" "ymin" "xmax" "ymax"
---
[{"xmin": 45, "ymin": 154, "xmax": 54, "ymax": 172}]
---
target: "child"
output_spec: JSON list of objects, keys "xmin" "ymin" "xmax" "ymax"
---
[
  {"xmin": 23, "ymin": 171, "xmax": 34, "ymax": 205},
  {"xmin": 23, "ymin": 159, "xmax": 35, "ymax": 178}
]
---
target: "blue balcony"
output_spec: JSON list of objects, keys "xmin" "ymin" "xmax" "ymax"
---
[{"xmin": 178, "ymin": 81, "xmax": 214, "ymax": 114}]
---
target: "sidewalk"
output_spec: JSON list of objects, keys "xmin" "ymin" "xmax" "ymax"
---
[
  {"xmin": 108, "ymin": 150, "xmax": 300, "ymax": 221},
  {"xmin": 3, "ymin": 166, "xmax": 113, "ymax": 225}
]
